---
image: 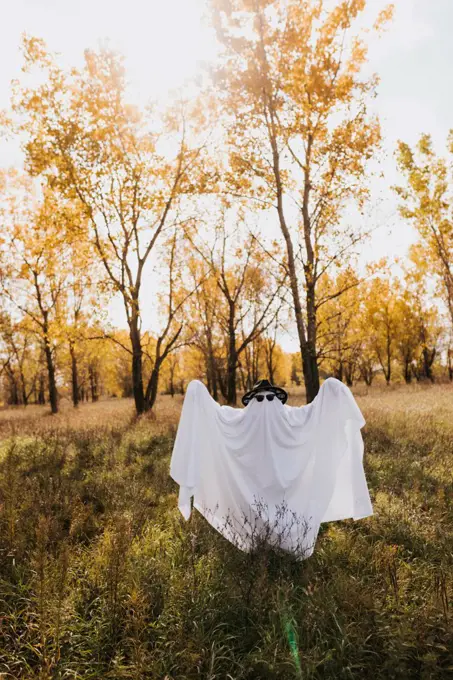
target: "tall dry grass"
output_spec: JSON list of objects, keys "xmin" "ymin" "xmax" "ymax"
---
[{"xmin": 0, "ymin": 383, "xmax": 452, "ymax": 679}]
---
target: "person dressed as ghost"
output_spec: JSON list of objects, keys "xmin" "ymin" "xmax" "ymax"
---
[{"xmin": 170, "ymin": 378, "xmax": 373, "ymax": 559}]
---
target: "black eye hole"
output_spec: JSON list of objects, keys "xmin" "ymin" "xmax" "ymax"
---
[{"xmin": 255, "ymin": 394, "xmax": 275, "ymax": 402}]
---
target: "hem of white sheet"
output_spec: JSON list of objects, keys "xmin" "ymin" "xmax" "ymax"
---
[
  {"xmin": 193, "ymin": 501, "xmax": 317, "ymax": 559},
  {"xmin": 193, "ymin": 501, "xmax": 251, "ymax": 552},
  {"xmin": 322, "ymin": 509, "xmax": 374, "ymax": 523}
]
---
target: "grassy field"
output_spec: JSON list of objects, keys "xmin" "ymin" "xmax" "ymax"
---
[{"xmin": 0, "ymin": 383, "xmax": 452, "ymax": 679}]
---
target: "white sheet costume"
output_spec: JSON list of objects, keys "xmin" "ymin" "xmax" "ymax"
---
[{"xmin": 170, "ymin": 378, "xmax": 373, "ymax": 559}]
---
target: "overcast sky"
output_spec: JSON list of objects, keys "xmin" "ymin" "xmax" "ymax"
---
[{"xmin": 1, "ymin": 0, "xmax": 452, "ymax": 349}]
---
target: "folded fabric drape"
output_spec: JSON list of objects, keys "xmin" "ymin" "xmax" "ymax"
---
[{"xmin": 170, "ymin": 378, "xmax": 373, "ymax": 559}]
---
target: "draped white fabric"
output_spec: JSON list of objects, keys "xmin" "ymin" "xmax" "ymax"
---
[{"xmin": 170, "ymin": 378, "xmax": 373, "ymax": 558}]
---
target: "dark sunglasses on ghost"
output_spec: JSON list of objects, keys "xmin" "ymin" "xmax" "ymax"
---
[{"xmin": 255, "ymin": 394, "xmax": 275, "ymax": 402}]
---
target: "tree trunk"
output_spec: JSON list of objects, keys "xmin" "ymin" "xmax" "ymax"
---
[
  {"xmin": 226, "ymin": 355, "xmax": 237, "ymax": 405},
  {"xmin": 217, "ymin": 369, "xmax": 227, "ymax": 401},
  {"xmin": 403, "ymin": 357, "xmax": 412, "ymax": 384},
  {"xmin": 268, "ymin": 359, "xmax": 274, "ymax": 384},
  {"xmin": 422, "ymin": 347, "xmax": 435, "ymax": 382},
  {"xmin": 18, "ymin": 366, "xmax": 28, "ymax": 406},
  {"xmin": 144, "ymin": 334, "xmax": 166, "ymax": 410},
  {"xmin": 360, "ymin": 362, "xmax": 374, "ymax": 386},
  {"xmin": 239, "ymin": 363, "xmax": 248, "ymax": 392},
  {"xmin": 291, "ymin": 361, "xmax": 301, "ymax": 386},
  {"xmin": 304, "ymin": 279, "xmax": 320, "ymax": 400},
  {"xmin": 265, "ymin": 342, "xmax": 275, "ymax": 384},
  {"xmin": 43, "ymin": 335, "xmax": 58, "ymax": 414},
  {"xmin": 268, "ymin": 111, "xmax": 319, "ymax": 403},
  {"xmin": 169, "ymin": 365, "xmax": 175, "ymax": 398},
  {"xmin": 335, "ymin": 361, "xmax": 344, "ymax": 383},
  {"xmin": 146, "ymin": 365, "xmax": 160, "ymax": 411},
  {"xmin": 206, "ymin": 330, "xmax": 218, "ymax": 401},
  {"xmin": 206, "ymin": 358, "xmax": 212, "ymax": 394},
  {"xmin": 7, "ymin": 369, "xmax": 19, "ymax": 405},
  {"xmin": 252, "ymin": 340, "xmax": 260, "ymax": 385},
  {"xmin": 227, "ymin": 306, "xmax": 237, "ymax": 405},
  {"xmin": 11, "ymin": 381, "xmax": 19, "ymax": 405},
  {"xmin": 284, "ymin": 245, "xmax": 318, "ymax": 401},
  {"xmin": 38, "ymin": 372, "xmax": 46, "ymax": 404},
  {"xmin": 385, "ymin": 334, "xmax": 391, "ymax": 385},
  {"xmin": 301, "ymin": 134, "xmax": 320, "ymax": 402},
  {"xmin": 129, "ymin": 317, "xmax": 145, "ymax": 415},
  {"xmin": 345, "ymin": 362, "xmax": 354, "ymax": 386},
  {"xmin": 243, "ymin": 344, "xmax": 252, "ymax": 390},
  {"xmin": 69, "ymin": 341, "xmax": 79, "ymax": 407},
  {"xmin": 210, "ymin": 357, "xmax": 218, "ymax": 401},
  {"xmin": 89, "ymin": 364, "xmax": 99, "ymax": 402}
]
